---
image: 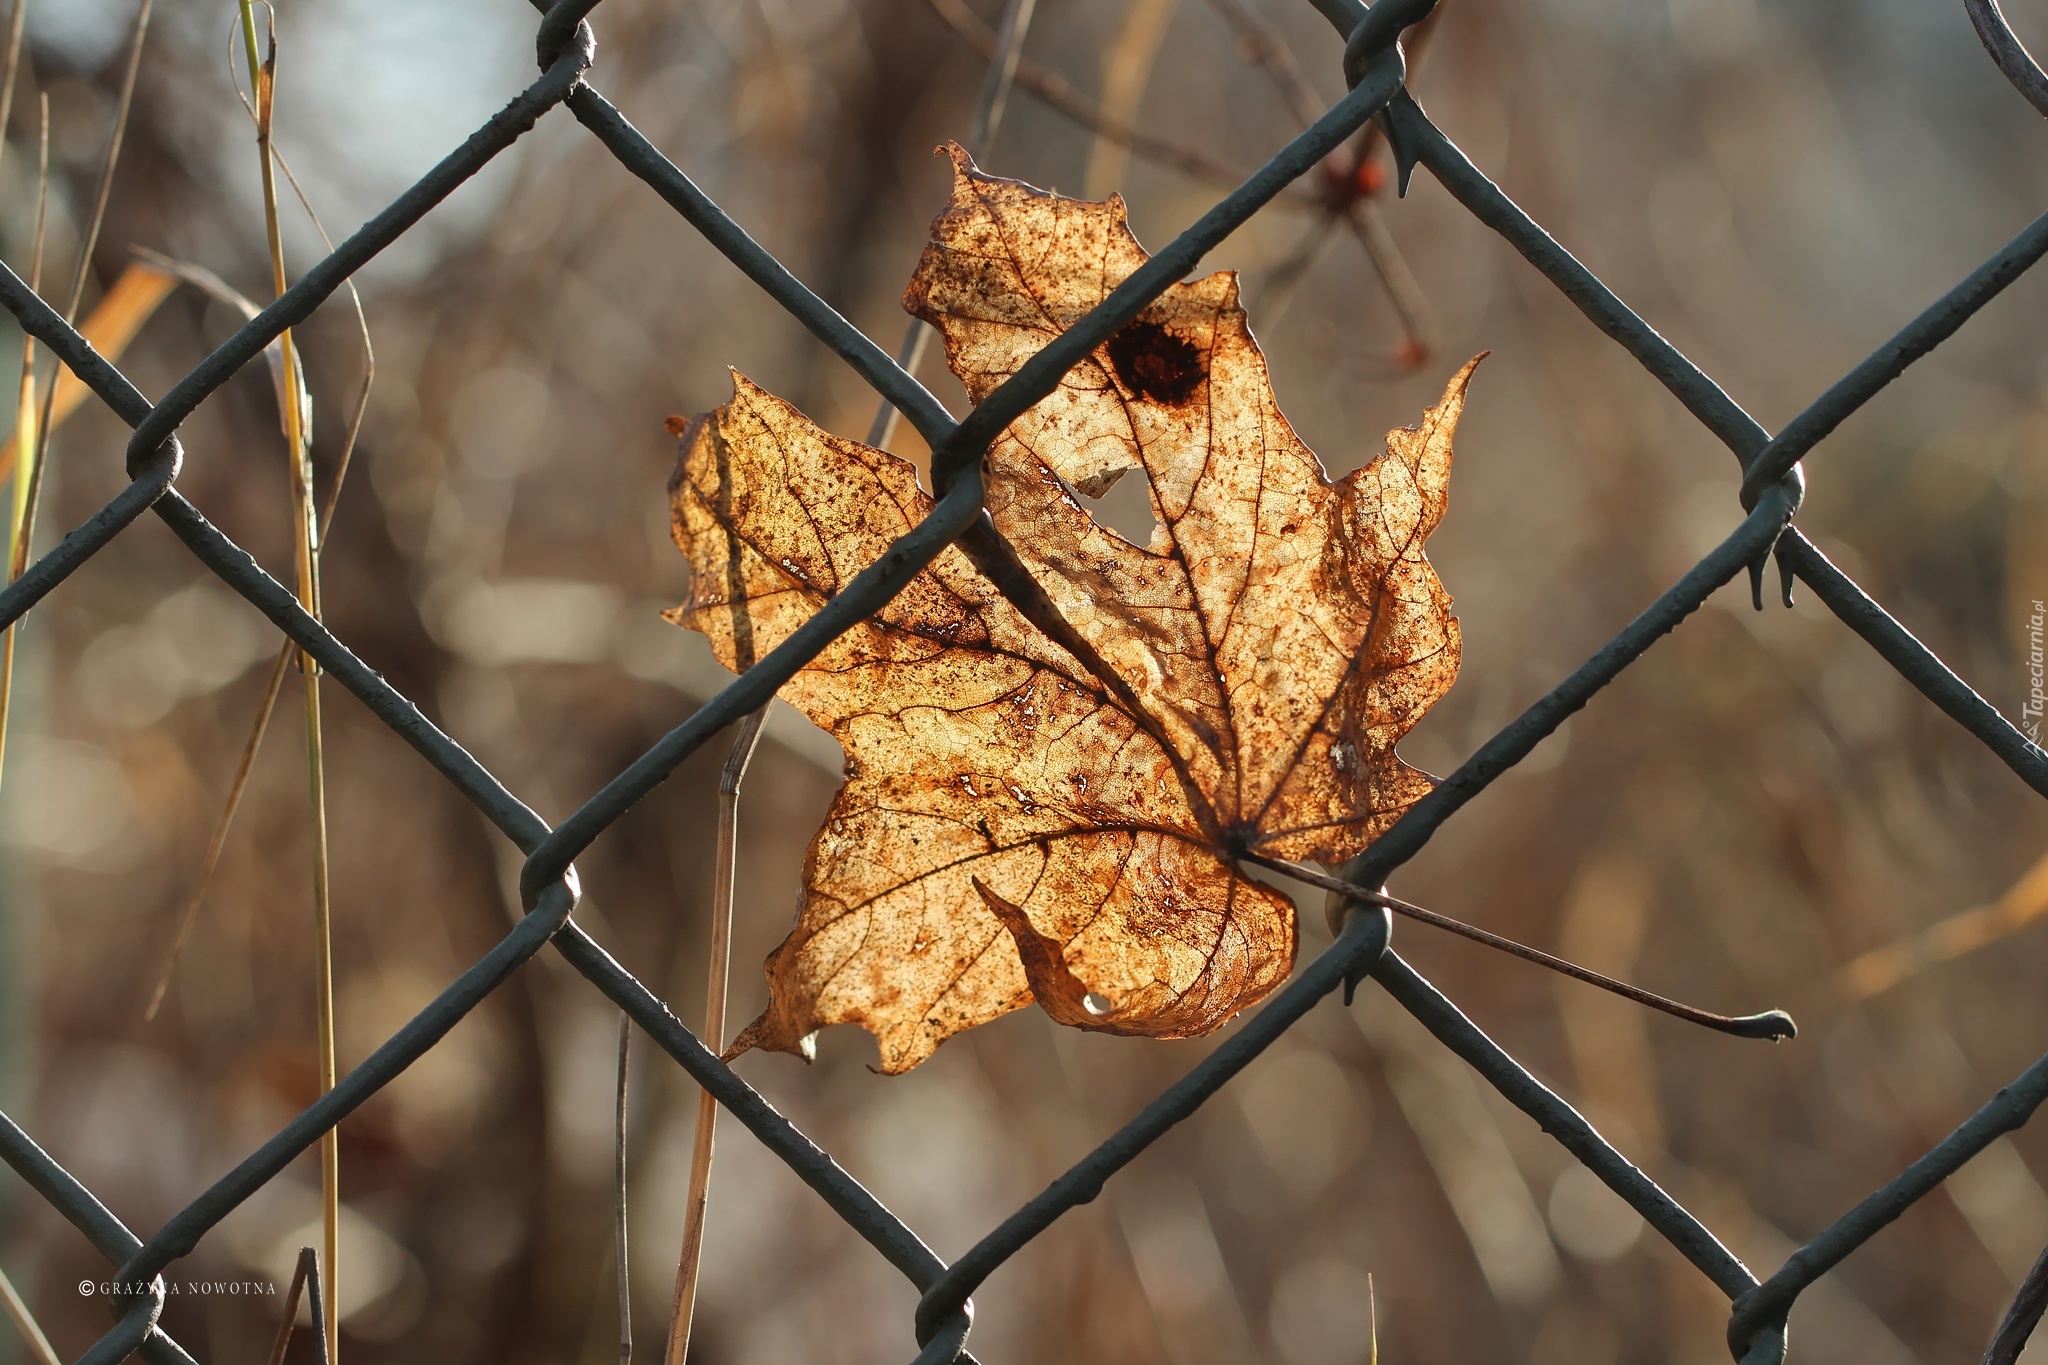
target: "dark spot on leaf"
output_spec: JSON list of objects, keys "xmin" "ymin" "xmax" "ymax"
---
[{"xmin": 1106, "ymin": 319, "xmax": 1205, "ymax": 406}]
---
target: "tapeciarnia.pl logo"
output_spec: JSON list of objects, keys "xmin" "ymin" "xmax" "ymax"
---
[{"xmin": 2025, "ymin": 598, "xmax": 2045, "ymax": 745}]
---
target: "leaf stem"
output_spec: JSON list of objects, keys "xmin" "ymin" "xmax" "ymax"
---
[{"xmin": 1241, "ymin": 852, "xmax": 1797, "ymax": 1040}]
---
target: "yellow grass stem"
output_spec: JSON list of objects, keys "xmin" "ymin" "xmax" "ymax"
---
[
  {"xmin": 0, "ymin": 0, "xmax": 27, "ymax": 182},
  {"xmin": 0, "ymin": 0, "xmax": 152, "ymax": 798},
  {"xmin": 1368, "ymin": 1272, "xmax": 1378, "ymax": 1365},
  {"xmin": 0, "ymin": 1265, "xmax": 59, "ymax": 1365},
  {"xmin": 615, "ymin": 1014, "xmax": 633, "ymax": 1365},
  {"xmin": 0, "ymin": 262, "xmax": 175, "ymax": 482},
  {"xmin": 0, "ymin": 97, "xmax": 49, "ymax": 794},
  {"xmin": 239, "ymin": 4, "xmax": 337, "ymax": 1358}
]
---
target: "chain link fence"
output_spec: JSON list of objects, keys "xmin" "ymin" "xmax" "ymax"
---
[{"xmin": 2, "ymin": 0, "xmax": 2047, "ymax": 1361}]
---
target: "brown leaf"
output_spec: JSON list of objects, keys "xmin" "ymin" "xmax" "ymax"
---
[{"xmin": 670, "ymin": 146, "xmax": 1474, "ymax": 1072}]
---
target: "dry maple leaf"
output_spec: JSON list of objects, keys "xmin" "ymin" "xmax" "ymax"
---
[{"xmin": 666, "ymin": 146, "xmax": 1474, "ymax": 1073}]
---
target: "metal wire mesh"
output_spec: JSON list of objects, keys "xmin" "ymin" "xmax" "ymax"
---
[{"xmin": 2, "ymin": 1, "xmax": 2047, "ymax": 1362}]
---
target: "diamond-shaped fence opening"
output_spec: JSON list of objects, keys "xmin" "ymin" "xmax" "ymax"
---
[{"xmin": 3, "ymin": 0, "xmax": 2048, "ymax": 1362}]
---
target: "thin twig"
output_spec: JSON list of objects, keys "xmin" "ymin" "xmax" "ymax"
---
[
  {"xmin": 615, "ymin": 1013, "xmax": 633, "ymax": 1365},
  {"xmin": 1249, "ymin": 210, "xmax": 1340, "ymax": 321},
  {"xmin": 0, "ymin": 1264, "xmax": 59, "ymax": 1365},
  {"xmin": 1214, "ymin": 0, "xmax": 1441, "ymax": 368},
  {"xmin": 922, "ymin": 0, "xmax": 1246, "ymax": 190},
  {"xmin": 1984, "ymin": 1242, "xmax": 2048, "ymax": 1364},
  {"xmin": 1341, "ymin": 195, "xmax": 1436, "ymax": 367},
  {"xmin": 1204, "ymin": 0, "xmax": 1327, "ymax": 129},
  {"xmin": 870, "ymin": 0, "xmax": 1038, "ymax": 452},
  {"xmin": 1241, "ymin": 852, "xmax": 1797, "ymax": 1040},
  {"xmin": 966, "ymin": 0, "xmax": 1036, "ymax": 156}
]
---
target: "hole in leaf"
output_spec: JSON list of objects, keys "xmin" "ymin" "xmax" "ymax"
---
[{"xmin": 1083, "ymin": 467, "xmax": 1164, "ymax": 551}]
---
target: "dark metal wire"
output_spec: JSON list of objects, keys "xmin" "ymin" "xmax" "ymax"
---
[
  {"xmin": 1964, "ymin": 0, "xmax": 2048, "ymax": 118},
  {"xmin": 0, "ymin": 1, "xmax": 2044, "ymax": 1363},
  {"xmin": 1983, "ymin": 1243, "xmax": 2048, "ymax": 1364}
]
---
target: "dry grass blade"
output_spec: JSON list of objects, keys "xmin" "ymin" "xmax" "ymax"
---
[
  {"xmin": 238, "ymin": 4, "xmax": 339, "ymax": 1356},
  {"xmin": 56, "ymin": 0, "xmax": 151, "ymax": 327},
  {"xmin": 0, "ymin": 1265, "xmax": 60, "ymax": 1365},
  {"xmin": 18, "ymin": 0, "xmax": 152, "ymax": 566},
  {"xmin": 0, "ymin": 95, "xmax": 50, "ymax": 794},
  {"xmin": 0, "ymin": 262, "xmax": 176, "ymax": 480},
  {"xmin": 263, "ymin": 1246, "xmax": 315, "ymax": 1365},
  {"xmin": 0, "ymin": 0, "xmax": 28, "ymax": 181},
  {"xmin": 138, "ymin": 211, "xmax": 374, "ymax": 1025},
  {"xmin": 662, "ymin": 703, "xmax": 766, "ymax": 1365},
  {"xmin": 615, "ymin": 1014, "xmax": 633, "ymax": 1365},
  {"xmin": 1368, "ymin": 1272, "xmax": 1378, "ymax": 1365},
  {"xmin": 144, "ymin": 643, "xmax": 292, "ymax": 1020},
  {"xmin": 0, "ymin": 0, "xmax": 150, "ymax": 797}
]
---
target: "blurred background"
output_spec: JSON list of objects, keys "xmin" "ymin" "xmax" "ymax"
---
[{"xmin": 2, "ymin": 0, "xmax": 2047, "ymax": 1361}]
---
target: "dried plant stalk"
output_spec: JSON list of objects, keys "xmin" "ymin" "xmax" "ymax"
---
[
  {"xmin": 0, "ymin": 95, "xmax": 49, "ymax": 793},
  {"xmin": 615, "ymin": 1014, "xmax": 633, "ymax": 1365},
  {"xmin": 135, "ymin": 155, "xmax": 374, "ymax": 1024},
  {"xmin": 662, "ymin": 705, "xmax": 766, "ymax": 1365},
  {"xmin": 0, "ymin": 1265, "xmax": 59, "ymax": 1365},
  {"xmin": 238, "ymin": 4, "xmax": 339, "ymax": 1356}
]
